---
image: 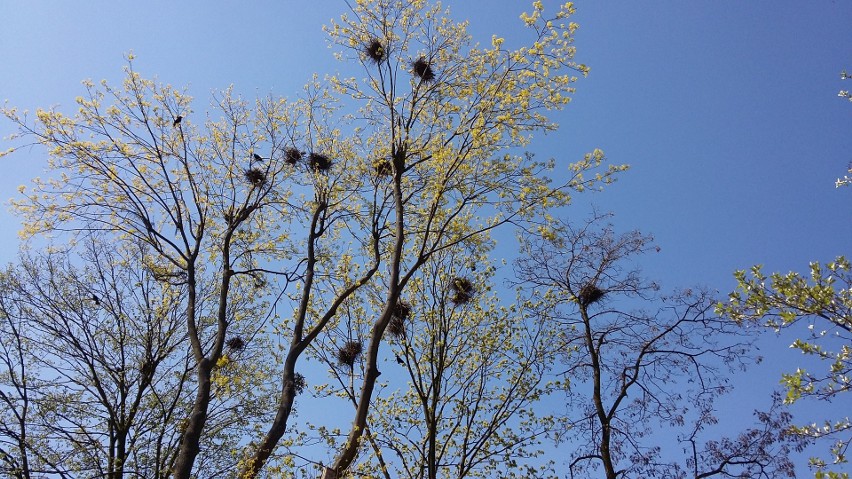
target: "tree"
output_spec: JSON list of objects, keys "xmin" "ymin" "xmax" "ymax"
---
[
  {"xmin": 0, "ymin": 239, "xmax": 191, "ymax": 479},
  {"xmin": 309, "ymin": 245, "xmax": 557, "ymax": 479},
  {"xmin": 243, "ymin": 0, "xmax": 620, "ymax": 475},
  {"xmin": 1, "ymin": 65, "xmax": 323, "ymax": 478},
  {"xmin": 719, "ymin": 257, "xmax": 851, "ymax": 479},
  {"xmin": 515, "ymin": 214, "xmax": 803, "ymax": 479},
  {"xmin": 715, "ymin": 69, "xmax": 851, "ymax": 479},
  {"xmin": 1, "ymin": 1, "xmax": 622, "ymax": 477},
  {"xmin": 0, "ymin": 237, "xmax": 276, "ymax": 478}
]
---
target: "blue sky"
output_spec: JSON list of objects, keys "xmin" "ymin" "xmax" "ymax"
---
[
  {"xmin": 2, "ymin": 1, "xmax": 849, "ymax": 281},
  {"xmin": 1, "ymin": 0, "xmax": 850, "ymax": 476}
]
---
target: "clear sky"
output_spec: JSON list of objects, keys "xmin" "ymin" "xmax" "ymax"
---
[{"xmin": 1, "ymin": 1, "xmax": 850, "ymax": 476}]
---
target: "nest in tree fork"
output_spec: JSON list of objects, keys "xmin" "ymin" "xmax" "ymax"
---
[
  {"xmin": 290, "ymin": 372, "xmax": 306, "ymax": 395},
  {"xmin": 374, "ymin": 159, "xmax": 393, "ymax": 177},
  {"xmin": 450, "ymin": 277, "xmax": 475, "ymax": 304},
  {"xmin": 226, "ymin": 336, "xmax": 245, "ymax": 351},
  {"xmin": 285, "ymin": 147, "xmax": 302, "ymax": 165},
  {"xmin": 366, "ymin": 38, "xmax": 385, "ymax": 63},
  {"xmin": 577, "ymin": 283, "xmax": 605, "ymax": 307},
  {"xmin": 337, "ymin": 340, "xmax": 363, "ymax": 367},
  {"xmin": 244, "ymin": 167, "xmax": 267, "ymax": 186},
  {"xmin": 388, "ymin": 301, "xmax": 412, "ymax": 338},
  {"xmin": 139, "ymin": 359, "xmax": 155, "ymax": 377},
  {"xmin": 309, "ymin": 152, "xmax": 332, "ymax": 172},
  {"xmin": 388, "ymin": 316, "xmax": 406, "ymax": 338},
  {"xmin": 393, "ymin": 301, "xmax": 412, "ymax": 320},
  {"xmin": 412, "ymin": 57, "xmax": 435, "ymax": 82}
]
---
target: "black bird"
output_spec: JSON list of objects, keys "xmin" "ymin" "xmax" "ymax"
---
[
  {"xmin": 395, "ymin": 354, "xmax": 404, "ymax": 365},
  {"xmin": 253, "ymin": 153, "xmax": 263, "ymax": 162},
  {"xmin": 91, "ymin": 294, "xmax": 100, "ymax": 306},
  {"xmin": 173, "ymin": 115, "xmax": 182, "ymax": 127}
]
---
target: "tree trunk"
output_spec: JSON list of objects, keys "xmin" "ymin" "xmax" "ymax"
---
[{"xmin": 172, "ymin": 358, "xmax": 213, "ymax": 479}]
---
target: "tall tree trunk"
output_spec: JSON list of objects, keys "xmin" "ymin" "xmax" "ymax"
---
[
  {"xmin": 324, "ymin": 159, "xmax": 407, "ymax": 478},
  {"xmin": 581, "ymin": 305, "xmax": 617, "ymax": 479},
  {"xmin": 172, "ymin": 359, "xmax": 213, "ymax": 479}
]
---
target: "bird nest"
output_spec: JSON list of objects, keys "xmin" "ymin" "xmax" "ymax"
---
[
  {"xmin": 366, "ymin": 38, "xmax": 385, "ymax": 63},
  {"xmin": 374, "ymin": 159, "xmax": 393, "ymax": 177},
  {"xmin": 577, "ymin": 283, "xmax": 605, "ymax": 307},
  {"xmin": 388, "ymin": 301, "xmax": 411, "ymax": 338},
  {"xmin": 226, "ymin": 336, "xmax": 246, "ymax": 351},
  {"xmin": 244, "ymin": 167, "xmax": 267, "ymax": 186},
  {"xmin": 291, "ymin": 372, "xmax": 307, "ymax": 395},
  {"xmin": 309, "ymin": 152, "xmax": 332, "ymax": 172},
  {"xmin": 337, "ymin": 340, "xmax": 363, "ymax": 367},
  {"xmin": 388, "ymin": 316, "xmax": 406, "ymax": 338},
  {"xmin": 393, "ymin": 301, "xmax": 412, "ymax": 320},
  {"xmin": 450, "ymin": 277, "xmax": 475, "ymax": 304},
  {"xmin": 285, "ymin": 147, "xmax": 302, "ymax": 165},
  {"xmin": 412, "ymin": 57, "xmax": 435, "ymax": 82}
]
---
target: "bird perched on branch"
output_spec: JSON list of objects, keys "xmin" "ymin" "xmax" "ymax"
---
[{"xmin": 173, "ymin": 115, "xmax": 182, "ymax": 127}]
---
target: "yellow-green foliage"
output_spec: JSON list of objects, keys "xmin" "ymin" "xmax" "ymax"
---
[{"xmin": 720, "ymin": 257, "xmax": 852, "ymax": 479}]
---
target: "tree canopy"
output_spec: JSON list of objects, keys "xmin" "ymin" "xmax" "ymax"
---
[
  {"xmin": 0, "ymin": 1, "xmax": 622, "ymax": 478},
  {"xmin": 720, "ymin": 258, "xmax": 851, "ymax": 479},
  {"xmin": 0, "ymin": 1, "xmax": 842, "ymax": 479}
]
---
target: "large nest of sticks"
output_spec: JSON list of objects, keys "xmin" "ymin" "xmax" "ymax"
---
[
  {"xmin": 226, "ymin": 336, "xmax": 245, "ymax": 351},
  {"xmin": 388, "ymin": 301, "xmax": 412, "ymax": 338},
  {"xmin": 139, "ymin": 359, "xmax": 155, "ymax": 378},
  {"xmin": 388, "ymin": 316, "xmax": 406, "ymax": 338},
  {"xmin": 337, "ymin": 340, "xmax": 363, "ymax": 367},
  {"xmin": 244, "ymin": 167, "xmax": 267, "ymax": 186},
  {"xmin": 309, "ymin": 152, "xmax": 332, "ymax": 172},
  {"xmin": 412, "ymin": 57, "xmax": 435, "ymax": 82},
  {"xmin": 365, "ymin": 38, "xmax": 386, "ymax": 63},
  {"xmin": 373, "ymin": 159, "xmax": 393, "ymax": 177},
  {"xmin": 285, "ymin": 147, "xmax": 302, "ymax": 165},
  {"xmin": 450, "ymin": 277, "xmax": 475, "ymax": 304},
  {"xmin": 292, "ymin": 372, "xmax": 306, "ymax": 395},
  {"xmin": 577, "ymin": 283, "xmax": 605, "ymax": 307},
  {"xmin": 393, "ymin": 301, "xmax": 412, "ymax": 320}
]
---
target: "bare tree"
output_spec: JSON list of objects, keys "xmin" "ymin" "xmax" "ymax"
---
[{"xmin": 515, "ymin": 214, "xmax": 804, "ymax": 479}]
